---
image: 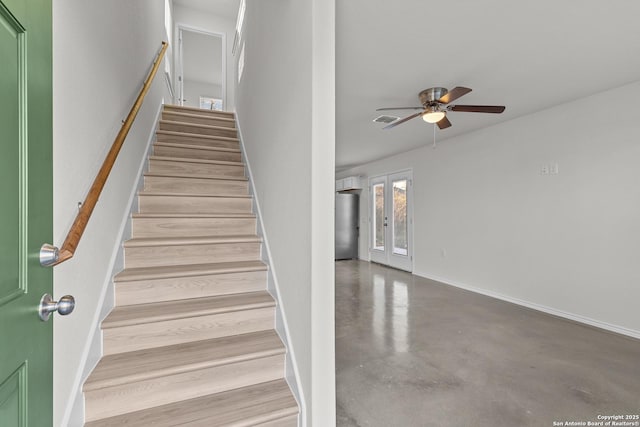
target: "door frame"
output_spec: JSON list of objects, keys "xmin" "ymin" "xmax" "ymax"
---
[
  {"xmin": 368, "ymin": 169, "xmax": 414, "ymax": 272},
  {"xmin": 175, "ymin": 24, "xmax": 226, "ymax": 109}
]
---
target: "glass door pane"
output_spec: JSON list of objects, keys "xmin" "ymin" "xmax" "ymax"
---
[
  {"xmin": 392, "ymin": 179, "xmax": 408, "ymax": 255},
  {"xmin": 373, "ymin": 182, "xmax": 385, "ymax": 251}
]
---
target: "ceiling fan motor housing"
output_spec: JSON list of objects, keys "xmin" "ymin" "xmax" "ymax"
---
[{"xmin": 419, "ymin": 87, "xmax": 448, "ymax": 106}]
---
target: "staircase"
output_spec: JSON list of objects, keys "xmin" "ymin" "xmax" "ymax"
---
[{"xmin": 83, "ymin": 105, "xmax": 299, "ymax": 426}]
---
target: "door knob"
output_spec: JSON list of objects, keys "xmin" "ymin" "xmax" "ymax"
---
[{"xmin": 38, "ymin": 294, "xmax": 75, "ymax": 321}]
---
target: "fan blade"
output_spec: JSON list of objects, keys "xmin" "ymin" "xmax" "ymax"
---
[
  {"xmin": 376, "ymin": 107, "xmax": 423, "ymax": 111},
  {"xmin": 449, "ymin": 105, "xmax": 505, "ymax": 113},
  {"xmin": 382, "ymin": 111, "xmax": 423, "ymax": 130},
  {"xmin": 438, "ymin": 86, "xmax": 472, "ymax": 104},
  {"xmin": 437, "ymin": 116, "xmax": 452, "ymax": 129}
]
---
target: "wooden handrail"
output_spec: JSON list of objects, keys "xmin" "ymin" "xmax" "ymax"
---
[{"xmin": 41, "ymin": 41, "xmax": 168, "ymax": 267}]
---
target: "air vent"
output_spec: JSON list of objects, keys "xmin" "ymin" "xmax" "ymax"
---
[{"xmin": 373, "ymin": 115, "xmax": 399, "ymax": 124}]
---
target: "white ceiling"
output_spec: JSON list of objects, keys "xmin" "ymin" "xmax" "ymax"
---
[
  {"xmin": 172, "ymin": 1, "xmax": 640, "ymax": 171},
  {"xmin": 336, "ymin": 1, "xmax": 640, "ymax": 171},
  {"xmin": 182, "ymin": 29, "xmax": 223, "ymax": 86},
  {"xmin": 173, "ymin": 0, "xmax": 240, "ymax": 19}
]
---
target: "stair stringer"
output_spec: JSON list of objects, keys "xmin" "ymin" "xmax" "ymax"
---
[
  {"xmin": 235, "ymin": 115, "xmax": 307, "ymax": 427},
  {"xmin": 61, "ymin": 103, "xmax": 163, "ymax": 427}
]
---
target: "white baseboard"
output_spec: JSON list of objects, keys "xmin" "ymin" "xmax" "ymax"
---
[{"xmin": 414, "ymin": 270, "xmax": 640, "ymax": 341}]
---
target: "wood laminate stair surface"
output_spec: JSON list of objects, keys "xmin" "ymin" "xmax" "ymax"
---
[
  {"xmin": 114, "ymin": 260, "xmax": 268, "ymax": 282},
  {"xmin": 84, "ymin": 380, "xmax": 297, "ymax": 427},
  {"xmin": 159, "ymin": 120, "xmax": 238, "ymax": 139},
  {"xmin": 83, "ymin": 105, "xmax": 298, "ymax": 426},
  {"xmin": 131, "ymin": 213, "xmax": 256, "ymax": 238},
  {"xmin": 143, "ymin": 172, "xmax": 249, "ymax": 195},
  {"xmin": 162, "ymin": 110, "xmax": 237, "ymax": 128},
  {"xmin": 123, "ymin": 235, "xmax": 262, "ymax": 268},
  {"xmin": 138, "ymin": 192, "xmax": 253, "ymax": 214},
  {"xmin": 155, "ymin": 130, "xmax": 240, "ymax": 148},
  {"xmin": 163, "ymin": 104, "xmax": 235, "ymax": 118},
  {"xmin": 154, "ymin": 142, "xmax": 242, "ymax": 162},
  {"xmin": 114, "ymin": 261, "xmax": 268, "ymax": 306},
  {"xmin": 148, "ymin": 156, "xmax": 245, "ymax": 176},
  {"xmin": 85, "ymin": 331, "xmax": 284, "ymax": 390},
  {"xmin": 102, "ymin": 291, "xmax": 274, "ymax": 328}
]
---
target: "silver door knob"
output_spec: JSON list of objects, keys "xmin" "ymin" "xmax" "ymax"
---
[{"xmin": 38, "ymin": 294, "xmax": 75, "ymax": 321}]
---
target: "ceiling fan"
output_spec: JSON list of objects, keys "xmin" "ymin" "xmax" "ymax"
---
[{"xmin": 377, "ymin": 86, "xmax": 505, "ymax": 130}]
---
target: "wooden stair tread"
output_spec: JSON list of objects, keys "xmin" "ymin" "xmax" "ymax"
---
[
  {"xmin": 84, "ymin": 379, "xmax": 297, "ymax": 427},
  {"xmin": 139, "ymin": 191, "xmax": 252, "ymax": 199},
  {"xmin": 84, "ymin": 330, "xmax": 284, "ymax": 391},
  {"xmin": 114, "ymin": 260, "xmax": 268, "ymax": 283},
  {"xmin": 155, "ymin": 141, "xmax": 240, "ymax": 153},
  {"xmin": 149, "ymin": 155, "xmax": 243, "ymax": 166},
  {"xmin": 155, "ymin": 129, "xmax": 239, "ymax": 143},
  {"xmin": 145, "ymin": 171, "xmax": 248, "ymax": 181},
  {"xmin": 163, "ymin": 104, "xmax": 236, "ymax": 118},
  {"xmin": 159, "ymin": 120, "xmax": 238, "ymax": 134},
  {"xmin": 102, "ymin": 291, "xmax": 274, "ymax": 329},
  {"xmin": 132, "ymin": 212, "xmax": 255, "ymax": 219},
  {"xmin": 163, "ymin": 110, "xmax": 236, "ymax": 124},
  {"xmin": 124, "ymin": 234, "xmax": 261, "ymax": 248}
]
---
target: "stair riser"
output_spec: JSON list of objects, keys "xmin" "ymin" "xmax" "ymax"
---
[
  {"xmin": 160, "ymin": 121, "xmax": 237, "ymax": 138},
  {"xmin": 84, "ymin": 354, "xmax": 284, "ymax": 422},
  {"xmin": 132, "ymin": 217, "xmax": 256, "ymax": 238},
  {"xmin": 156, "ymin": 132, "xmax": 239, "ymax": 149},
  {"xmin": 163, "ymin": 106, "xmax": 234, "ymax": 120},
  {"xmin": 115, "ymin": 270, "xmax": 267, "ymax": 306},
  {"xmin": 102, "ymin": 307, "xmax": 274, "ymax": 355},
  {"xmin": 138, "ymin": 195, "xmax": 252, "ymax": 214},
  {"xmin": 144, "ymin": 176, "xmax": 249, "ymax": 196},
  {"xmin": 154, "ymin": 145, "xmax": 242, "ymax": 162},
  {"xmin": 149, "ymin": 159, "xmax": 245, "ymax": 177},
  {"xmin": 162, "ymin": 111, "xmax": 236, "ymax": 128},
  {"xmin": 125, "ymin": 242, "xmax": 261, "ymax": 269}
]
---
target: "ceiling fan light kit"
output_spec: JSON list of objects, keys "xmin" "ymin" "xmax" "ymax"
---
[
  {"xmin": 423, "ymin": 111, "xmax": 445, "ymax": 123},
  {"xmin": 376, "ymin": 86, "xmax": 505, "ymax": 130}
]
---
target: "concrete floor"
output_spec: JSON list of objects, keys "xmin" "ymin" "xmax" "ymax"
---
[{"xmin": 335, "ymin": 260, "xmax": 640, "ymax": 427}]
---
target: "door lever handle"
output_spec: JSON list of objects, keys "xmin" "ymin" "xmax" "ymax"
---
[{"xmin": 38, "ymin": 294, "xmax": 75, "ymax": 321}]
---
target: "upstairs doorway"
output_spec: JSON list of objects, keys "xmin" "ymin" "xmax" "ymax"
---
[{"xmin": 177, "ymin": 25, "xmax": 226, "ymax": 111}]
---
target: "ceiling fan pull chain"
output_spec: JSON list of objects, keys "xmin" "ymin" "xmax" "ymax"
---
[{"xmin": 433, "ymin": 123, "xmax": 437, "ymax": 149}]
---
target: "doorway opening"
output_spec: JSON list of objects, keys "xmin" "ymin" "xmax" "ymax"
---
[
  {"xmin": 369, "ymin": 170, "xmax": 413, "ymax": 272},
  {"xmin": 177, "ymin": 26, "xmax": 226, "ymax": 111}
]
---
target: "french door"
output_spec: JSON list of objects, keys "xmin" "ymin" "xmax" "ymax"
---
[{"xmin": 369, "ymin": 170, "xmax": 413, "ymax": 271}]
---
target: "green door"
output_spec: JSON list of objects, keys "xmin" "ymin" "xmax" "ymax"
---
[{"xmin": 0, "ymin": 0, "xmax": 53, "ymax": 425}]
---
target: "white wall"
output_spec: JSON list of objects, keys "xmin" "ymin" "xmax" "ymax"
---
[
  {"xmin": 174, "ymin": 5, "xmax": 235, "ymax": 110},
  {"xmin": 183, "ymin": 79, "xmax": 222, "ymax": 108},
  {"xmin": 52, "ymin": 1, "xmax": 166, "ymax": 425},
  {"xmin": 310, "ymin": 0, "xmax": 337, "ymax": 422},
  {"xmin": 235, "ymin": 0, "xmax": 336, "ymax": 424},
  {"xmin": 338, "ymin": 80, "xmax": 640, "ymax": 338}
]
